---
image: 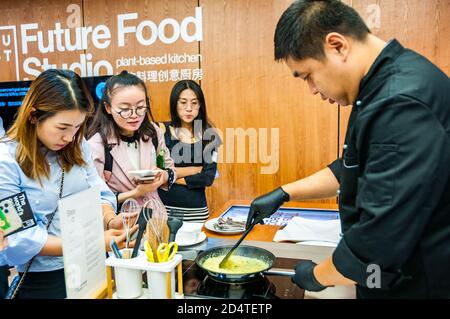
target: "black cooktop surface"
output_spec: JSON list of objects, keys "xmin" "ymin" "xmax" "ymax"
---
[{"xmin": 181, "ymin": 255, "xmax": 305, "ymax": 299}]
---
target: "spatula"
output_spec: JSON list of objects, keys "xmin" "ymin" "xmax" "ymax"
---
[
  {"xmin": 144, "ymin": 207, "xmax": 160, "ymax": 261},
  {"xmin": 167, "ymin": 216, "xmax": 183, "ymax": 242},
  {"xmin": 131, "ymin": 207, "xmax": 149, "ymax": 258},
  {"xmin": 218, "ymin": 220, "xmax": 257, "ymax": 268}
]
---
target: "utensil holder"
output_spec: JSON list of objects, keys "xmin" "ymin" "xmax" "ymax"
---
[
  {"xmin": 105, "ymin": 253, "xmax": 183, "ymax": 299},
  {"xmin": 112, "ymin": 248, "xmax": 143, "ymax": 299}
]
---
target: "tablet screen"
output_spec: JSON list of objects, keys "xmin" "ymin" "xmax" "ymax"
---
[{"xmin": 220, "ymin": 205, "xmax": 339, "ymax": 226}]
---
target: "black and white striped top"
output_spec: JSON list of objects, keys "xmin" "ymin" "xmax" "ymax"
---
[{"xmin": 165, "ymin": 205, "xmax": 209, "ymax": 223}]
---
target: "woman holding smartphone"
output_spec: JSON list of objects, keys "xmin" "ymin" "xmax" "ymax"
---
[{"xmin": 87, "ymin": 71, "xmax": 175, "ymax": 222}]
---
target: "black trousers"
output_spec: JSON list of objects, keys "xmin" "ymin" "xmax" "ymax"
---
[{"xmin": 16, "ymin": 269, "xmax": 66, "ymax": 299}]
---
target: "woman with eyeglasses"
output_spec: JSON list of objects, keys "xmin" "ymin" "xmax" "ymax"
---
[
  {"xmin": 158, "ymin": 80, "xmax": 221, "ymax": 223},
  {"xmin": 86, "ymin": 71, "xmax": 175, "ymax": 221}
]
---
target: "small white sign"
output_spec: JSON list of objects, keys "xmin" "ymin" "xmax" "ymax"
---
[{"xmin": 59, "ymin": 185, "xmax": 106, "ymax": 299}]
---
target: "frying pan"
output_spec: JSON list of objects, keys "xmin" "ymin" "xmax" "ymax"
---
[{"xmin": 195, "ymin": 245, "xmax": 294, "ymax": 283}]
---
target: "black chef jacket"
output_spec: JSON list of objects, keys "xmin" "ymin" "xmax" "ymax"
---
[{"xmin": 328, "ymin": 39, "xmax": 450, "ymax": 298}]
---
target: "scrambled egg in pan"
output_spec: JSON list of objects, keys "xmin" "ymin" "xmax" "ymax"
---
[{"xmin": 202, "ymin": 255, "xmax": 269, "ymax": 274}]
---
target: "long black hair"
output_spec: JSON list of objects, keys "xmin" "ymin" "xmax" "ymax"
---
[
  {"xmin": 168, "ymin": 80, "xmax": 221, "ymax": 154},
  {"xmin": 86, "ymin": 70, "xmax": 157, "ymax": 147},
  {"xmin": 169, "ymin": 80, "xmax": 212, "ymax": 134}
]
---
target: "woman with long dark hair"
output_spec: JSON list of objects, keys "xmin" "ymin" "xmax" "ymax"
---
[
  {"xmin": 86, "ymin": 71, "xmax": 175, "ymax": 220},
  {"xmin": 158, "ymin": 80, "xmax": 221, "ymax": 223}
]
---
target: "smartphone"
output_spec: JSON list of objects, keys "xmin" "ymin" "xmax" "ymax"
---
[
  {"xmin": 128, "ymin": 169, "xmax": 160, "ymax": 181},
  {"xmin": 0, "ymin": 198, "xmax": 23, "ymax": 236}
]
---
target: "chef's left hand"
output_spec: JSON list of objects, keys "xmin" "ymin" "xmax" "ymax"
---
[{"xmin": 292, "ymin": 260, "xmax": 327, "ymax": 292}]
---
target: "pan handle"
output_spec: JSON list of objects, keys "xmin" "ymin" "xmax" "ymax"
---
[{"xmin": 263, "ymin": 267, "xmax": 295, "ymax": 277}]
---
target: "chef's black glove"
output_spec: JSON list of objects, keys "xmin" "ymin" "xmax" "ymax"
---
[
  {"xmin": 245, "ymin": 187, "xmax": 290, "ymax": 229},
  {"xmin": 291, "ymin": 260, "xmax": 327, "ymax": 292}
]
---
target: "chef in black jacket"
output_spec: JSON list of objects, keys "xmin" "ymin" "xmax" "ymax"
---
[{"xmin": 246, "ymin": 0, "xmax": 450, "ymax": 298}]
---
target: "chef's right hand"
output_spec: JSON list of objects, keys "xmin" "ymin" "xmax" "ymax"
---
[{"xmin": 245, "ymin": 187, "xmax": 290, "ymax": 229}]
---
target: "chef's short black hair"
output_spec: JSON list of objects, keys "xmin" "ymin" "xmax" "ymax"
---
[{"xmin": 274, "ymin": 0, "xmax": 370, "ymax": 61}]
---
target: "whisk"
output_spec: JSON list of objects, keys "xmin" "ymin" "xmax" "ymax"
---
[
  {"xmin": 120, "ymin": 198, "xmax": 140, "ymax": 249},
  {"xmin": 143, "ymin": 198, "xmax": 168, "ymax": 244}
]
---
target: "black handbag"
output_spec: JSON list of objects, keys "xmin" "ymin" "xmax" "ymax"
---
[{"xmin": 5, "ymin": 168, "xmax": 65, "ymax": 299}]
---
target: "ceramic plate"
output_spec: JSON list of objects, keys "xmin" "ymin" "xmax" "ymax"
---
[
  {"xmin": 176, "ymin": 231, "xmax": 207, "ymax": 247},
  {"xmin": 204, "ymin": 217, "xmax": 245, "ymax": 235}
]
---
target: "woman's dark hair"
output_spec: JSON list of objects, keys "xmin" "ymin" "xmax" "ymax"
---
[
  {"xmin": 169, "ymin": 80, "xmax": 221, "ymax": 149},
  {"xmin": 169, "ymin": 80, "xmax": 212, "ymax": 135},
  {"xmin": 86, "ymin": 70, "xmax": 157, "ymax": 146},
  {"xmin": 274, "ymin": 0, "xmax": 370, "ymax": 61}
]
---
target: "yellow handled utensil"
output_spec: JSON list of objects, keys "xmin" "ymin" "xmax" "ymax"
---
[
  {"xmin": 156, "ymin": 242, "xmax": 178, "ymax": 262},
  {"xmin": 144, "ymin": 240, "xmax": 155, "ymax": 263}
]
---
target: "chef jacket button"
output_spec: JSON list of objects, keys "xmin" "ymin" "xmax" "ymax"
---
[
  {"xmin": 343, "ymin": 144, "xmax": 348, "ymax": 150},
  {"xmin": 35, "ymin": 200, "xmax": 40, "ymax": 205},
  {"xmin": 336, "ymin": 189, "xmax": 341, "ymax": 195},
  {"xmin": 356, "ymin": 100, "xmax": 362, "ymax": 106}
]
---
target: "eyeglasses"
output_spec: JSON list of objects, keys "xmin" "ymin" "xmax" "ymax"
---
[
  {"xmin": 177, "ymin": 99, "xmax": 200, "ymax": 110},
  {"xmin": 112, "ymin": 106, "xmax": 148, "ymax": 119}
]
